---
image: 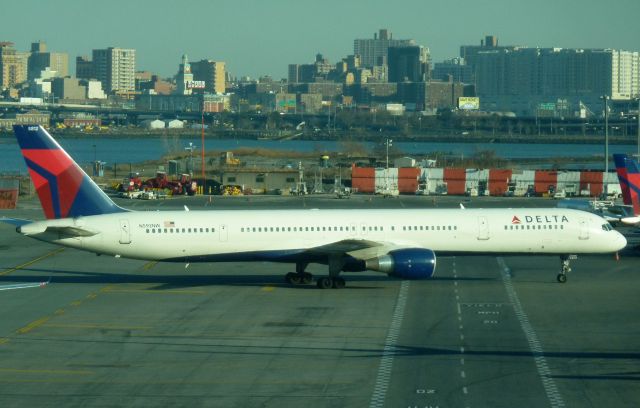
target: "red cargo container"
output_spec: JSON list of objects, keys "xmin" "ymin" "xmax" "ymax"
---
[
  {"xmin": 0, "ymin": 189, "xmax": 18, "ymax": 209},
  {"xmin": 488, "ymin": 169, "xmax": 512, "ymax": 196},
  {"xmin": 351, "ymin": 165, "xmax": 375, "ymax": 178},
  {"xmin": 580, "ymin": 172, "xmax": 603, "ymax": 196},
  {"xmin": 534, "ymin": 171, "xmax": 557, "ymax": 194},
  {"xmin": 444, "ymin": 168, "xmax": 466, "ymax": 195},
  {"xmin": 398, "ymin": 167, "xmax": 420, "ymax": 194}
]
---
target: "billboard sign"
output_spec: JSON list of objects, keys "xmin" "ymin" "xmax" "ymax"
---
[
  {"xmin": 458, "ymin": 97, "xmax": 479, "ymax": 110},
  {"xmin": 186, "ymin": 80, "xmax": 205, "ymax": 89}
]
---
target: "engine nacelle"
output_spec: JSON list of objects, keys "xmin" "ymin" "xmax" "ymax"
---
[{"xmin": 365, "ymin": 248, "xmax": 436, "ymax": 279}]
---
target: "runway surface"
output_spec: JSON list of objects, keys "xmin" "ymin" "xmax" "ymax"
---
[{"xmin": 1, "ymin": 194, "xmax": 639, "ymax": 407}]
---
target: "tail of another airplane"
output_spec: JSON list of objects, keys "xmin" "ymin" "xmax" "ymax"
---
[
  {"xmin": 613, "ymin": 154, "xmax": 632, "ymax": 206},
  {"xmin": 13, "ymin": 125, "xmax": 127, "ymax": 219},
  {"xmin": 614, "ymin": 153, "xmax": 640, "ymax": 216}
]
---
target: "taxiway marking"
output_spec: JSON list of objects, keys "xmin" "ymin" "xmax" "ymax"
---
[
  {"xmin": 498, "ymin": 257, "xmax": 565, "ymax": 408},
  {"xmin": 0, "ymin": 248, "xmax": 65, "ymax": 276}
]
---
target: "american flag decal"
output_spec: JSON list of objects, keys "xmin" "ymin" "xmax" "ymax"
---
[
  {"xmin": 164, "ymin": 221, "xmax": 175, "ymax": 228},
  {"xmin": 512, "ymin": 216, "xmax": 521, "ymax": 224}
]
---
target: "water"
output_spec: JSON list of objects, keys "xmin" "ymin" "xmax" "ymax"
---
[{"xmin": 0, "ymin": 133, "xmax": 637, "ymax": 174}]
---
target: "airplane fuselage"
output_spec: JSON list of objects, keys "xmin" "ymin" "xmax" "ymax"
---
[{"xmin": 19, "ymin": 208, "xmax": 625, "ymax": 264}]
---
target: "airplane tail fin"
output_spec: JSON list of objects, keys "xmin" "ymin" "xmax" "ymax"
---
[
  {"xmin": 624, "ymin": 154, "xmax": 640, "ymax": 216},
  {"xmin": 13, "ymin": 125, "xmax": 127, "ymax": 219},
  {"xmin": 614, "ymin": 154, "xmax": 640, "ymax": 216},
  {"xmin": 613, "ymin": 154, "xmax": 632, "ymax": 206}
]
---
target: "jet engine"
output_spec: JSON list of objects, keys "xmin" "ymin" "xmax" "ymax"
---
[{"xmin": 365, "ymin": 248, "xmax": 436, "ymax": 279}]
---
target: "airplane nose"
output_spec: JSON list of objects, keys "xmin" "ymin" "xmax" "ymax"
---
[{"xmin": 615, "ymin": 232, "xmax": 627, "ymax": 251}]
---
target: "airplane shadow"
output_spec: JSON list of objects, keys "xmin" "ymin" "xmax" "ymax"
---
[{"xmin": 0, "ymin": 267, "xmax": 389, "ymax": 290}]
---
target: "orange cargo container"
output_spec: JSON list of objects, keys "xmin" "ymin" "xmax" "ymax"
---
[
  {"xmin": 534, "ymin": 171, "xmax": 557, "ymax": 194},
  {"xmin": 580, "ymin": 172, "xmax": 603, "ymax": 196},
  {"xmin": 444, "ymin": 168, "xmax": 466, "ymax": 195},
  {"xmin": 488, "ymin": 169, "xmax": 512, "ymax": 196}
]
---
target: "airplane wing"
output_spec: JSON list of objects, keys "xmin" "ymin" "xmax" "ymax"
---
[{"xmin": 305, "ymin": 239, "xmax": 414, "ymax": 260}]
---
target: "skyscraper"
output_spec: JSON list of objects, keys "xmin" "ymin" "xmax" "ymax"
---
[
  {"xmin": 92, "ymin": 47, "xmax": 136, "ymax": 94},
  {"xmin": 353, "ymin": 29, "xmax": 415, "ymax": 69},
  {"xmin": 387, "ymin": 45, "xmax": 429, "ymax": 83}
]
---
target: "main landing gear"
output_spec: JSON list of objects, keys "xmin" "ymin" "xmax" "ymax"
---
[
  {"xmin": 285, "ymin": 257, "xmax": 347, "ymax": 289},
  {"xmin": 285, "ymin": 262, "xmax": 313, "ymax": 285},
  {"xmin": 557, "ymin": 255, "xmax": 577, "ymax": 283}
]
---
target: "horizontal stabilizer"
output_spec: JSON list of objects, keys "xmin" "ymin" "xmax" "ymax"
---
[{"xmin": 0, "ymin": 217, "xmax": 33, "ymax": 227}]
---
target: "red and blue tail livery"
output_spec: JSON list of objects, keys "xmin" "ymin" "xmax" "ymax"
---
[
  {"xmin": 613, "ymin": 153, "xmax": 640, "ymax": 216},
  {"xmin": 13, "ymin": 125, "xmax": 126, "ymax": 219}
]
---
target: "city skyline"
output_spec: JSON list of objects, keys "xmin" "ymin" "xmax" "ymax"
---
[{"xmin": 3, "ymin": 0, "xmax": 640, "ymax": 79}]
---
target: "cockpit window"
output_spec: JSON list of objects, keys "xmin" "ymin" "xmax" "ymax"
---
[{"xmin": 601, "ymin": 223, "xmax": 613, "ymax": 231}]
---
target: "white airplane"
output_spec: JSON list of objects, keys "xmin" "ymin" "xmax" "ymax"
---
[{"xmin": 1, "ymin": 125, "xmax": 627, "ymax": 287}]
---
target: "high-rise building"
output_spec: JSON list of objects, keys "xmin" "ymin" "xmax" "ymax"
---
[
  {"xmin": 92, "ymin": 47, "xmax": 136, "ymax": 94},
  {"xmin": 387, "ymin": 45, "xmax": 429, "ymax": 83},
  {"xmin": 0, "ymin": 42, "xmax": 28, "ymax": 89},
  {"xmin": 76, "ymin": 56, "xmax": 94, "ymax": 79},
  {"xmin": 459, "ymin": 35, "xmax": 520, "ymax": 84},
  {"xmin": 191, "ymin": 59, "xmax": 226, "ymax": 94},
  {"xmin": 433, "ymin": 58, "xmax": 474, "ymax": 83},
  {"xmin": 354, "ymin": 29, "xmax": 415, "ymax": 69},
  {"xmin": 474, "ymin": 47, "xmax": 640, "ymax": 115},
  {"xmin": 27, "ymin": 41, "xmax": 68, "ymax": 80}
]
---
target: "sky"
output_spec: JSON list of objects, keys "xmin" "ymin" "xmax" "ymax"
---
[{"xmin": 3, "ymin": 0, "xmax": 639, "ymax": 79}]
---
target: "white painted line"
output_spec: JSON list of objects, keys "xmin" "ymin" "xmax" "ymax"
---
[
  {"xmin": 369, "ymin": 281, "xmax": 410, "ymax": 408},
  {"xmin": 461, "ymin": 370, "xmax": 466, "ymax": 378},
  {"xmin": 460, "ymin": 358, "xmax": 465, "ymax": 365},
  {"xmin": 460, "ymin": 334, "xmax": 465, "ymax": 341},
  {"xmin": 460, "ymin": 346, "xmax": 465, "ymax": 353},
  {"xmin": 463, "ymin": 386, "xmax": 468, "ymax": 394},
  {"xmin": 457, "ymin": 303, "xmax": 462, "ymax": 314},
  {"xmin": 497, "ymin": 257, "xmax": 565, "ymax": 408}
]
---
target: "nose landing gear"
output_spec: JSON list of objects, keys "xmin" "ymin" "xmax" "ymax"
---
[{"xmin": 557, "ymin": 255, "xmax": 577, "ymax": 283}]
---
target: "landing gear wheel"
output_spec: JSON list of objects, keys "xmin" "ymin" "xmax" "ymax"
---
[
  {"xmin": 557, "ymin": 273, "xmax": 567, "ymax": 283},
  {"xmin": 285, "ymin": 272, "xmax": 302, "ymax": 285},
  {"xmin": 317, "ymin": 277, "xmax": 333, "ymax": 289},
  {"xmin": 302, "ymin": 272, "xmax": 313, "ymax": 284},
  {"xmin": 332, "ymin": 277, "xmax": 346, "ymax": 289}
]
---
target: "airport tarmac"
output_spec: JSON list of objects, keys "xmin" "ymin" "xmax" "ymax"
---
[{"xmin": 0, "ymin": 194, "xmax": 639, "ymax": 407}]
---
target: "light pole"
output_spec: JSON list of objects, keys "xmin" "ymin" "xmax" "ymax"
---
[
  {"xmin": 602, "ymin": 95, "xmax": 609, "ymax": 196},
  {"xmin": 385, "ymin": 138, "xmax": 393, "ymax": 194},
  {"xmin": 185, "ymin": 142, "xmax": 196, "ymax": 176},
  {"xmin": 637, "ymin": 97, "xmax": 640, "ymax": 158},
  {"xmin": 385, "ymin": 138, "xmax": 392, "ymax": 169}
]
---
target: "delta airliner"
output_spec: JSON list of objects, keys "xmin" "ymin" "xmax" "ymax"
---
[{"xmin": 2, "ymin": 125, "xmax": 627, "ymax": 288}]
